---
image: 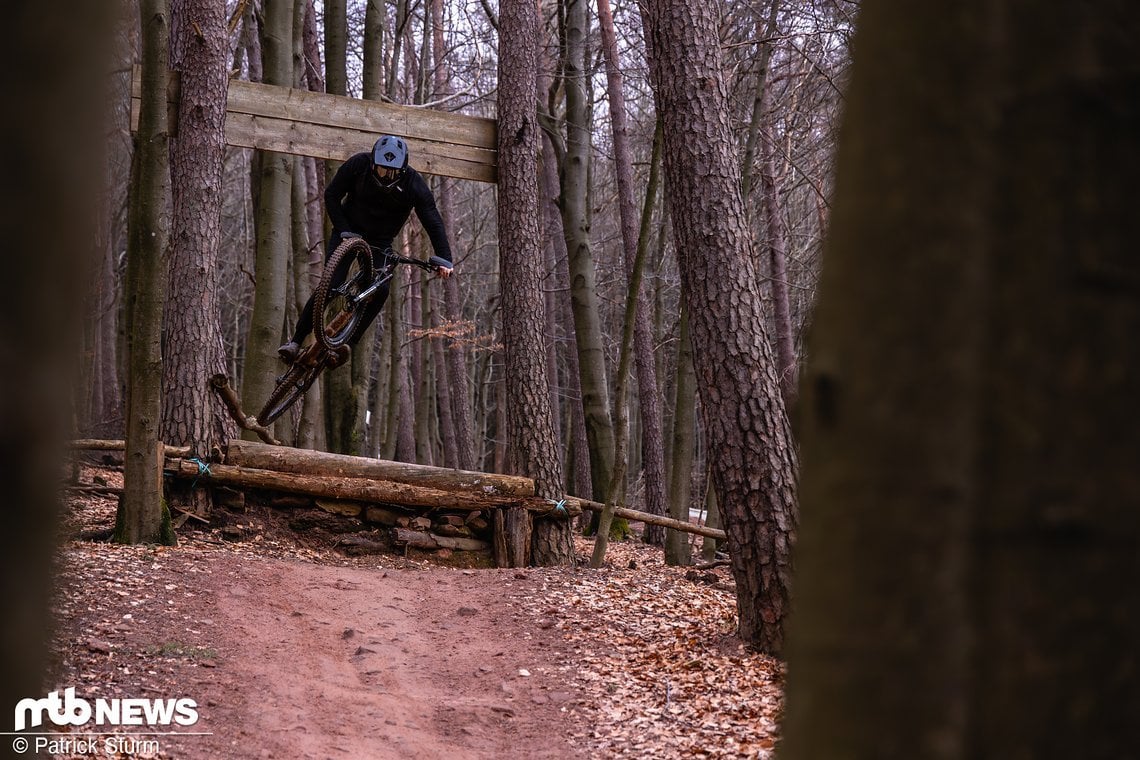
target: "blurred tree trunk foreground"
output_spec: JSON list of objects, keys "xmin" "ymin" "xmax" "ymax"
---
[{"xmin": 783, "ymin": 2, "xmax": 1140, "ymax": 758}]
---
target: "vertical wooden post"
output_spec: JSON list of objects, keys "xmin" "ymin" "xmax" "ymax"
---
[{"xmin": 492, "ymin": 506, "xmax": 533, "ymax": 567}]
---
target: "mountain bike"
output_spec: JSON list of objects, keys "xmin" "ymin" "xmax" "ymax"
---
[{"xmin": 256, "ymin": 237, "xmax": 450, "ymax": 426}]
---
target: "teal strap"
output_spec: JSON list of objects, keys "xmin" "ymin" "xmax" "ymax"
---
[
  {"xmin": 548, "ymin": 498, "xmax": 569, "ymax": 516},
  {"xmin": 189, "ymin": 457, "xmax": 212, "ymax": 489}
]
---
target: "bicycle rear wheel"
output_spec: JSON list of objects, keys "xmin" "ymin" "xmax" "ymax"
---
[
  {"xmin": 313, "ymin": 238, "xmax": 374, "ymax": 351},
  {"xmin": 256, "ymin": 359, "xmax": 324, "ymax": 426}
]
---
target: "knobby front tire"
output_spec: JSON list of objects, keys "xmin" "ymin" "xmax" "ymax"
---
[
  {"xmin": 313, "ymin": 237, "xmax": 374, "ymax": 351},
  {"xmin": 256, "ymin": 359, "xmax": 324, "ymax": 426}
]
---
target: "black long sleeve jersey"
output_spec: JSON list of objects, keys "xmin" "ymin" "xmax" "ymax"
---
[{"xmin": 324, "ymin": 152, "xmax": 453, "ymax": 264}]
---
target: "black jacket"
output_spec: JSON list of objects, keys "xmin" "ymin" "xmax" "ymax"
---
[{"xmin": 324, "ymin": 152, "xmax": 452, "ymax": 263}]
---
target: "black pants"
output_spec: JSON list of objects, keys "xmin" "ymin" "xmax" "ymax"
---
[{"xmin": 290, "ymin": 232, "xmax": 391, "ymax": 347}]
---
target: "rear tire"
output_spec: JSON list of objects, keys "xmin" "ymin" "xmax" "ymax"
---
[{"xmin": 314, "ymin": 237, "xmax": 374, "ymax": 351}]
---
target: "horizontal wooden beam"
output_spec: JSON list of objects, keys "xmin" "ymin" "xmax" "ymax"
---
[
  {"xmin": 70, "ymin": 438, "xmax": 191, "ymax": 458},
  {"xmin": 164, "ymin": 458, "xmax": 579, "ymax": 516},
  {"xmin": 130, "ymin": 67, "xmax": 497, "ymax": 184},
  {"xmin": 223, "ymin": 439, "xmax": 533, "ymax": 497},
  {"xmin": 568, "ymin": 497, "xmax": 727, "ymax": 541}
]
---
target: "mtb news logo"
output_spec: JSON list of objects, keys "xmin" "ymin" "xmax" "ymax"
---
[{"xmin": 13, "ymin": 687, "xmax": 198, "ymax": 732}]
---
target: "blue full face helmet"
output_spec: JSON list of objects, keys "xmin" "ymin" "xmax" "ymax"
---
[{"xmin": 372, "ymin": 135, "xmax": 409, "ymax": 188}]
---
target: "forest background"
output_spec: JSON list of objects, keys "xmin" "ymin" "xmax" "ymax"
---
[
  {"xmin": 84, "ymin": 0, "xmax": 845, "ymax": 517},
  {"xmin": 2, "ymin": 0, "xmax": 1136, "ymax": 756}
]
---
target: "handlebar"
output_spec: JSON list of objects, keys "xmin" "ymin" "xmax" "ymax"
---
[{"xmin": 357, "ymin": 240, "xmax": 451, "ymax": 274}]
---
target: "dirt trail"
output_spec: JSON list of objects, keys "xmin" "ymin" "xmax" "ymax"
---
[{"xmin": 161, "ymin": 555, "xmax": 580, "ymax": 760}]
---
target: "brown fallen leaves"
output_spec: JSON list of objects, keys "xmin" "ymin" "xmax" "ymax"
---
[
  {"xmin": 51, "ymin": 465, "xmax": 783, "ymax": 758},
  {"xmin": 532, "ymin": 539, "xmax": 785, "ymax": 758}
]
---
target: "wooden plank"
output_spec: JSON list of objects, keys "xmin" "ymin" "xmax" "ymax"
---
[
  {"xmin": 224, "ymin": 78, "xmax": 496, "ymax": 151},
  {"xmin": 130, "ymin": 67, "xmax": 497, "ymax": 183},
  {"xmin": 222, "ymin": 113, "xmax": 497, "ymax": 183}
]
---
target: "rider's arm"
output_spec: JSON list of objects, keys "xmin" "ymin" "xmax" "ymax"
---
[
  {"xmin": 323, "ymin": 154, "xmax": 368, "ymax": 234},
  {"xmin": 409, "ymin": 172, "xmax": 453, "ymax": 267}
]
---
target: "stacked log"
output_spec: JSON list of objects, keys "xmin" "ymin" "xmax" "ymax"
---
[
  {"xmin": 70, "ymin": 439, "xmax": 728, "ymax": 564},
  {"xmin": 164, "ymin": 440, "xmax": 564, "ymax": 563}
]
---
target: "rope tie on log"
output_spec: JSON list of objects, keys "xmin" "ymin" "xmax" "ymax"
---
[
  {"xmin": 188, "ymin": 457, "xmax": 212, "ymax": 489},
  {"xmin": 548, "ymin": 498, "xmax": 569, "ymax": 516}
]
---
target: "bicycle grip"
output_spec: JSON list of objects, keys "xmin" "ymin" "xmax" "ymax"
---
[{"xmin": 428, "ymin": 256, "xmax": 452, "ymax": 271}]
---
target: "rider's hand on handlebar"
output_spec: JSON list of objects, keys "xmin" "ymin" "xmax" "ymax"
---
[
  {"xmin": 340, "ymin": 231, "xmax": 363, "ymax": 241},
  {"xmin": 427, "ymin": 256, "xmax": 453, "ymax": 279}
]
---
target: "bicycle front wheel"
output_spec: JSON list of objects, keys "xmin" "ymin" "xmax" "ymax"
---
[
  {"xmin": 256, "ymin": 359, "xmax": 324, "ymax": 426},
  {"xmin": 313, "ymin": 237, "xmax": 374, "ymax": 351}
]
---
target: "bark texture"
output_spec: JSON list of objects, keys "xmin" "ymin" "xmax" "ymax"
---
[
  {"xmin": 561, "ymin": 0, "xmax": 615, "ymax": 502},
  {"xmin": 639, "ymin": 0, "xmax": 798, "ymax": 652},
  {"xmin": 119, "ymin": 0, "xmax": 175, "ymax": 545},
  {"xmin": 163, "ymin": 0, "xmax": 238, "ymax": 456},
  {"xmin": 783, "ymin": 3, "xmax": 1140, "ymax": 758},
  {"xmin": 497, "ymin": 0, "xmax": 571, "ymax": 565}
]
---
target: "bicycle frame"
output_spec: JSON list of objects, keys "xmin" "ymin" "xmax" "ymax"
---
[
  {"xmin": 334, "ymin": 246, "xmax": 441, "ymax": 312},
  {"xmin": 255, "ymin": 241, "xmax": 449, "ymax": 427}
]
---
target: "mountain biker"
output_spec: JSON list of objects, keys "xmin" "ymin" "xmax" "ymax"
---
[{"xmin": 277, "ymin": 135, "xmax": 454, "ymax": 364}]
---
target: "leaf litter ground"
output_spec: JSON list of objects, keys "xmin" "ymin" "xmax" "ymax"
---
[{"xmin": 46, "ymin": 464, "xmax": 783, "ymax": 758}]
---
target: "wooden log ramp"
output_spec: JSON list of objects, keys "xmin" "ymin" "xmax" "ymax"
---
[{"xmin": 68, "ymin": 438, "xmax": 726, "ymax": 566}]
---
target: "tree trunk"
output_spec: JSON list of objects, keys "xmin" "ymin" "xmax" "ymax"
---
[
  {"xmin": 325, "ymin": 0, "xmax": 390, "ymax": 455},
  {"xmin": 498, "ymin": 0, "xmax": 571, "ymax": 565},
  {"xmin": 386, "ymin": 0, "xmax": 409, "ymax": 97},
  {"xmin": 561, "ymin": 0, "xmax": 614, "ymax": 503},
  {"xmin": 665, "ymin": 303, "xmax": 695, "ymax": 565},
  {"xmin": 395, "ymin": 331, "xmax": 418, "ymax": 461},
  {"xmin": 541, "ymin": 132, "xmax": 591, "ymax": 499},
  {"xmin": 700, "ymin": 481, "xmax": 720, "ymax": 562},
  {"xmin": 595, "ymin": 0, "xmax": 668, "ymax": 545},
  {"xmin": 639, "ymin": 0, "xmax": 798, "ymax": 653},
  {"xmin": 163, "ymin": 0, "xmax": 238, "ymax": 464},
  {"xmin": 240, "ymin": 0, "xmax": 294, "ymax": 438},
  {"xmin": 589, "ymin": 129, "xmax": 659, "ymax": 566},
  {"xmin": 758, "ymin": 54, "xmax": 798, "ymax": 407},
  {"xmin": 433, "ymin": 0, "xmax": 474, "ymax": 470},
  {"xmin": 783, "ymin": 3, "xmax": 1140, "ymax": 757},
  {"xmin": 289, "ymin": 156, "xmax": 323, "ymax": 447},
  {"xmin": 3, "ymin": 0, "xmax": 110, "ymax": 722},
  {"xmin": 324, "ymin": 0, "xmax": 346, "ymax": 97},
  {"xmin": 362, "ymin": 0, "xmax": 384, "ymax": 97},
  {"xmin": 118, "ymin": 0, "xmax": 176, "ymax": 546},
  {"xmin": 86, "ymin": 13, "xmax": 132, "ymax": 439}
]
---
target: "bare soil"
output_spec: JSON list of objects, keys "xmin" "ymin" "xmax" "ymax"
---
[{"xmin": 47, "ymin": 466, "xmax": 783, "ymax": 759}]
